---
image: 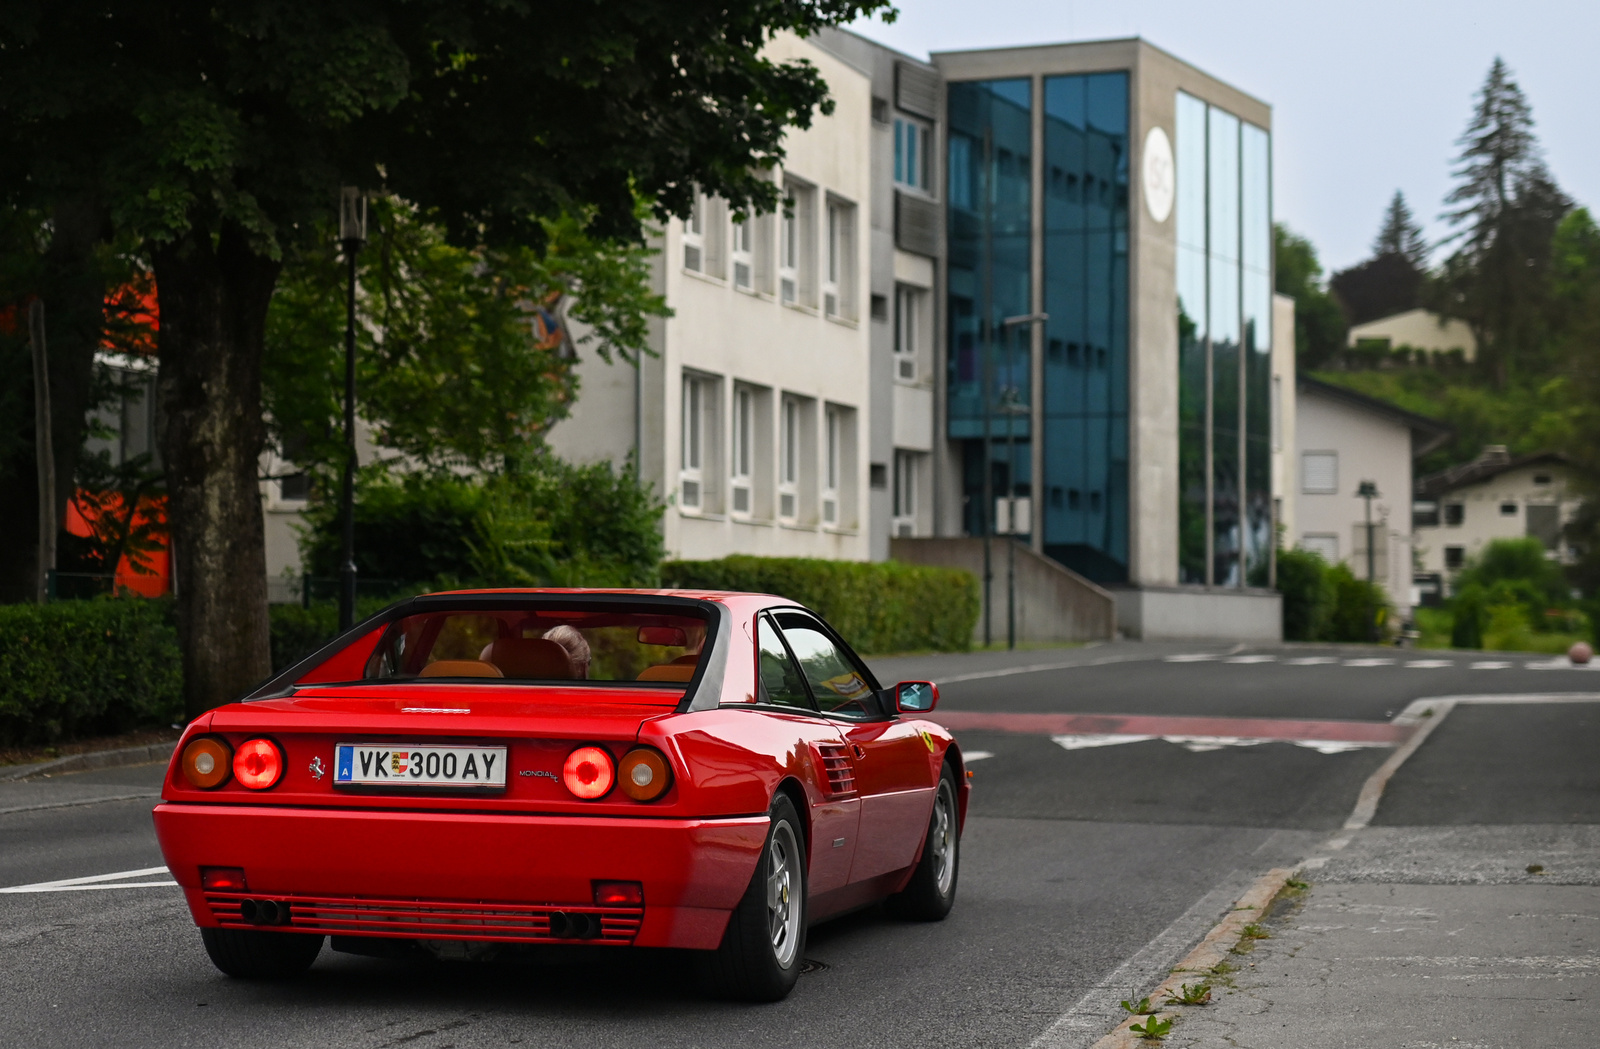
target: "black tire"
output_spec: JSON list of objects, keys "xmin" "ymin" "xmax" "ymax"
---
[
  {"xmin": 700, "ymin": 792, "xmax": 807, "ymax": 1002},
  {"xmin": 887, "ymin": 762, "xmax": 960, "ymax": 921},
  {"xmin": 200, "ymin": 927, "xmax": 325, "ymax": 979}
]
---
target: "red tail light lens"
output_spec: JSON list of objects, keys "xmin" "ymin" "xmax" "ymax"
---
[
  {"xmin": 618, "ymin": 747, "xmax": 672, "ymax": 802},
  {"xmin": 181, "ymin": 738, "xmax": 231, "ymax": 789},
  {"xmin": 201, "ymin": 866, "xmax": 248, "ymax": 891},
  {"xmin": 562, "ymin": 746, "xmax": 615, "ymax": 799},
  {"xmin": 233, "ymin": 738, "xmax": 284, "ymax": 790},
  {"xmin": 593, "ymin": 880, "xmax": 644, "ymax": 906}
]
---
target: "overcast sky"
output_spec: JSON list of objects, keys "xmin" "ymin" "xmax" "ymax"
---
[{"xmin": 846, "ymin": 0, "xmax": 1600, "ymax": 275}]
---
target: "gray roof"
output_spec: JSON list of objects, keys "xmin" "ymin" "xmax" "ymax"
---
[
  {"xmin": 1415, "ymin": 447, "xmax": 1570, "ymax": 499},
  {"xmin": 1298, "ymin": 376, "xmax": 1453, "ymax": 458}
]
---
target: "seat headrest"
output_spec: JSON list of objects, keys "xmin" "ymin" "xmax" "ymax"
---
[
  {"xmin": 484, "ymin": 637, "xmax": 575, "ymax": 679},
  {"xmin": 637, "ymin": 663, "xmax": 696, "ymax": 683},
  {"xmin": 419, "ymin": 660, "xmax": 504, "ymax": 679}
]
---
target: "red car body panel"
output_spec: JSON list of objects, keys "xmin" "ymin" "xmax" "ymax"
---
[{"xmin": 152, "ymin": 589, "xmax": 966, "ymax": 951}]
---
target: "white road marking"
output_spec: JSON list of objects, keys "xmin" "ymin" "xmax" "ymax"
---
[
  {"xmin": 1049, "ymin": 734, "xmax": 1393, "ymax": 755},
  {"xmin": 1163, "ymin": 653, "xmax": 1219, "ymax": 663},
  {"xmin": 1343, "ymin": 657, "xmax": 1396, "ymax": 667},
  {"xmin": 1470, "ymin": 660, "xmax": 1512, "ymax": 669},
  {"xmin": 0, "ymin": 866, "xmax": 175, "ymax": 894},
  {"xmin": 1050, "ymin": 733, "xmax": 1156, "ymax": 751},
  {"xmin": 963, "ymin": 750, "xmax": 995, "ymax": 762},
  {"xmin": 1285, "ymin": 656, "xmax": 1339, "ymax": 665},
  {"xmin": 1224, "ymin": 654, "xmax": 1277, "ymax": 664},
  {"xmin": 1405, "ymin": 659, "xmax": 1454, "ymax": 668}
]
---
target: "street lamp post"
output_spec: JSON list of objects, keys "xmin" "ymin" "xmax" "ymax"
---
[
  {"xmin": 1357, "ymin": 480, "xmax": 1380, "ymax": 584},
  {"xmin": 999, "ymin": 312, "xmax": 1047, "ymax": 651},
  {"xmin": 338, "ymin": 187, "xmax": 367, "ymax": 632}
]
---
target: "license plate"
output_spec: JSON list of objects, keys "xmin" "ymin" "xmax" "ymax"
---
[{"xmin": 334, "ymin": 744, "xmax": 507, "ymax": 790}]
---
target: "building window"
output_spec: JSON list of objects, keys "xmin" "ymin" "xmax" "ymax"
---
[
  {"xmin": 682, "ymin": 196, "xmax": 704, "ymax": 273},
  {"xmin": 779, "ymin": 397, "xmax": 800, "ymax": 520},
  {"xmin": 731, "ymin": 386, "xmax": 753, "ymax": 516},
  {"xmin": 895, "ymin": 116, "xmax": 931, "ymax": 192},
  {"xmin": 1444, "ymin": 503, "xmax": 1465, "ymax": 526},
  {"xmin": 1444, "ymin": 545, "xmax": 1466, "ymax": 569},
  {"xmin": 822, "ymin": 407, "xmax": 841, "ymax": 525},
  {"xmin": 894, "ymin": 286, "xmax": 921, "ymax": 381},
  {"xmin": 780, "ymin": 179, "xmax": 814, "ymax": 307},
  {"xmin": 1533, "ymin": 473, "xmax": 1552, "ymax": 485},
  {"xmin": 681, "ymin": 373, "xmax": 719, "ymax": 512},
  {"xmin": 1301, "ymin": 534, "xmax": 1338, "ymax": 564},
  {"xmin": 1301, "ymin": 452, "xmax": 1338, "ymax": 495},
  {"xmin": 1413, "ymin": 500, "xmax": 1440, "ymax": 528},
  {"xmin": 1500, "ymin": 501, "xmax": 1518, "ymax": 516},
  {"xmin": 824, "ymin": 198, "xmax": 856, "ymax": 320},
  {"xmin": 893, "ymin": 449, "xmax": 918, "ymax": 537},
  {"xmin": 732, "ymin": 217, "xmax": 754, "ymax": 292}
]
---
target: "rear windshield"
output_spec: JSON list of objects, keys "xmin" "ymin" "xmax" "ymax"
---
[{"xmin": 365, "ymin": 608, "xmax": 709, "ymax": 686}]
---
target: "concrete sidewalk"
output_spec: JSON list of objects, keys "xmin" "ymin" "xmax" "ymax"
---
[{"xmin": 1164, "ymin": 825, "xmax": 1600, "ymax": 1049}]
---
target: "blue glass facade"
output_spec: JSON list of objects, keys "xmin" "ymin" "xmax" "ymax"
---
[
  {"xmin": 1175, "ymin": 92, "xmax": 1272, "ymax": 586},
  {"xmin": 947, "ymin": 79, "xmax": 1033, "ymax": 539},
  {"xmin": 1041, "ymin": 72, "xmax": 1129, "ymax": 582},
  {"xmin": 947, "ymin": 74, "xmax": 1130, "ymax": 583}
]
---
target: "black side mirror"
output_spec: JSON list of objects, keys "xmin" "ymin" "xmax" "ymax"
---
[{"xmin": 894, "ymin": 680, "xmax": 939, "ymax": 713}]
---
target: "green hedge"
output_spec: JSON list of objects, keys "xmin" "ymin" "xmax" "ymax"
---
[
  {"xmin": 0, "ymin": 599, "xmax": 183, "ymax": 747},
  {"xmin": 660, "ymin": 556, "xmax": 978, "ymax": 655}
]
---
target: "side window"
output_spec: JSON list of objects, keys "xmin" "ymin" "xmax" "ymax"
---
[
  {"xmin": 757, "ymin": 615, "xmax": 815, "ymax": 710},
  {"xmin": 774, "ymin": 614, "xmax": 876, "ymax": 715}
]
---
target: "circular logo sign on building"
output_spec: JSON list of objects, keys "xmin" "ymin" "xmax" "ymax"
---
[{"xmin": 1142, "ymin": 126, "xmax": 1175, "ymax": 224}]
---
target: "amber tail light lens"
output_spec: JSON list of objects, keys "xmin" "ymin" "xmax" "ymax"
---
[
  {"xmin": 181, "ymin": 738, "xmax": 232, "ymax": 789},
  {"xmin": 618, "ymin": 747, "xmax": 672, "ymax": 802},
  {"xmin": 233, "ymin": 739, "xmax": 285, "ymax": 790},
  {"xmin": 562, "ymin": 746, "xmax": 615, "ymax": 799}
]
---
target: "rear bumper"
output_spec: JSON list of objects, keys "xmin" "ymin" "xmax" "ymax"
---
[{"xmin": 153, "ymin": 802, "xmax": 768, "ymax": 950}]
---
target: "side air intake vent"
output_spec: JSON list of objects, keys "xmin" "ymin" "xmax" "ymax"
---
[{"xmin": 815, "ymin": 743, "xmax": 858, "ymax": 796}]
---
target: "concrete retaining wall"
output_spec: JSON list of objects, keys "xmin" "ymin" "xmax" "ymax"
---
[
  {"xmin": 891, "ymin": 537, "xmax": 1116, "ymax": 645},
  {"xmin": 1111, "ymin": 585, "xmax": 1282, "ymax": 641}
]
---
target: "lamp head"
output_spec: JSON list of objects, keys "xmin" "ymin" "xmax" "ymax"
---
[{"xmin": 339, "ymin": 187, "xmax": 368, "ymax": 246}]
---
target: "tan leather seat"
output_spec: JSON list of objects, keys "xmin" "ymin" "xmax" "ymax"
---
[
  {"xmin": 419, "ymin": 660, "xmax": 504, "ymax": 679},
  {"xmin": 637, "ymin": 663, "xmax": 696, "ymax": 683},
  {"xmin": 483, "ymin": 637, "xmax": 575, "ymax": 679}
]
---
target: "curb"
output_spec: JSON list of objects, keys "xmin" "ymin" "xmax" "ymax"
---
[
  {"xmin": 0, "ymin": 741, "xmax": 177, "ymax": 782},
  {"xmin": 1088, "ymin": 866, "xmax": 1298, "ymax": 1049}
]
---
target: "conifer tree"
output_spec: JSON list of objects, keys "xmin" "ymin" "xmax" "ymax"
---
[{"xmin": 1373, "ymin": 190, "xmax": 1428, "ymax": 269}]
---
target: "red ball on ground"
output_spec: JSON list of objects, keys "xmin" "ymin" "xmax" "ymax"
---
[{"xmin": 1570, "ymin": 641, "xmax": 1593, "ymax": 665}]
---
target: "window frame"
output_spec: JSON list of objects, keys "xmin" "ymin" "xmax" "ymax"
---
[
  {"xmin": 731, "ymin": 386, "xmax": 753, "ymax": 517},
  {"xmin": 893, "ymin": 285, "xmax": 920, "ymax": 381},
  {"xmin": 1301, "ymin": 451, "xmax": 1338, "ymax": 495},
  {"xmin": 894, "ymin": 115, "xmax": 932, "ymax": 193},
  {"xmin": 731, "ymin": 216, "xmax": 754, "ymax": 292},
  {"xmin": 779, "ymin": 397, "xmax": 800, "ymax": 521},
  {"xmin": 682, "ymin": 194, "xmax": 705, "ymax": 273},
  {"xmin": 756, "ymin": 608, "xmax": 888, "ymax": 721}
]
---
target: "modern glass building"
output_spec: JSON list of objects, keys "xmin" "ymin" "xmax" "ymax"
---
[{"xmin": 933, "ymin": 40, "xmax": 1288, "ymax": 636}]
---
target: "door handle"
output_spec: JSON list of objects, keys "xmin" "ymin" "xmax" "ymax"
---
[{"xmin": 851, "ymin": 744, "xmax": 866, "ymax": 761}]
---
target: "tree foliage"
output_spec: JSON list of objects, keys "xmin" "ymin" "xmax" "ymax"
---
[
  {"xmin": 1274, "ymin": 222, "xmax": 1347, "ymax": 368},
  {"xmin": 264, "ymin": 198, "xmax": 669, "ymax": 474},
  {"xmin": 1374, "ymin": 189, "xmax": 1429, "ymax": 267}
]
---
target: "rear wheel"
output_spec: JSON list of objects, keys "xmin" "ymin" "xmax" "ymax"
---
[
  {"xmin": 701, "ymin": 792, "xmax": 807, "ymax": 1001},
  {"xmin": 887, "ymin": 762, "xmax": 960, "ymax": 920},
  {"xmin": 200, "ymin": 927, "xmax": 325, "ymax": 979}
]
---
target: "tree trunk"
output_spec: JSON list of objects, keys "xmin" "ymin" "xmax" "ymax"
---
[
  {"xmin": 153, "ymin": 223, "xmax": 279, "ymax": 717},
  {"xmin": 0, "ymin": 194, "xmax": 108, "ymax": 604}
]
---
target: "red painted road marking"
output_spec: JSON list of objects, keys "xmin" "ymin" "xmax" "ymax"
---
[{"xmin": 929, "ymin": 711, "xmax": 1412, "ymax": 745}]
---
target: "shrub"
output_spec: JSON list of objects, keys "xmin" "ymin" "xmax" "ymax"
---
[
  {"xmin": 660, "ymin": 556, "xmax": 979, "ymax": 655},
  {"xmin": 1450, "ymin": 583, "xmax": 1486, "ymax": 648},
  {"xmin": 1277, "ymin": 548, "xmax": 1336, "ymax": 641},
  {"xmin": 299, "ymin": 459, "xmax": 664, "ymax": 590},
  {"xmin": 1324, "ymin": 563, "xmax": 1390, "ymax": 643},
  {"xmin": 0, "ymin": 599, "xmax": 182, "ymax": 747},
  {"xmin": 1454, "ymin": 537, "xmax": 1572, "ymax": 632}
]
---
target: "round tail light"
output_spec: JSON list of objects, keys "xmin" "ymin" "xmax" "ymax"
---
[
  {"xmin": 233, "ymin": 738, "xmax": 285, "ymax": 790},
  {"xmin": 181, "ymin": 738, "xmax": 231, "ymax": 789},
  {"xmin": 618, "ymin": 747, "xmax": 672, "ymax": 802},
  {"xmin": 562, "ymin": 746, "xmax": 615, "ymax": 799}
]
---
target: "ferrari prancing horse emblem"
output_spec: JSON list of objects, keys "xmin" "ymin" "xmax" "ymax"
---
[{"xmin": 309, "ymin": 756, "xmax": 326, "ymax": 781}]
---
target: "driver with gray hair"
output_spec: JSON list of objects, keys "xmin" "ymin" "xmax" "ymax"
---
[{"xmin": 542, "ymin": 624, "xmax": 592, "ymax": 679}]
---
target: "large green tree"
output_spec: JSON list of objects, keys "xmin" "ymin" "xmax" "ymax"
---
[
  {"xmin": 1435, "ymin": 57, "xmax": 1571, "ymax": 387},
  {"xmin": 1330, "ymin": 191, "xmax": 1428, "ymax": 326},
  {"xmin": 0, "ymin": 0, "xmax": 888, "ymax": 715},
  {"xmin": 1274, "ymin": 222, "xmax": 1347, "ymax": 368}
]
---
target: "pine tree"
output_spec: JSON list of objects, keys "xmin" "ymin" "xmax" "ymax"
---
[
  {"xmin": 1437, "ymin": 57, "xmax": 1570, "ymax": 387},
  {"xmin": 1373, "ymin": 190, "xmax": 1428, "ymax": 268}
]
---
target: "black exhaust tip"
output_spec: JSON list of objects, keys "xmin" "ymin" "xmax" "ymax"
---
[
  {"xmin": 548, "ymin": 911, "xmax": 600, "ymax": 939},
  {"xmin": 239, "ymin": 898, "xmax": 291, "ymax": 926}
]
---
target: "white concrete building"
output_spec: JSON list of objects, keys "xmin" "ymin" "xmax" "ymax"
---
[
  {"xmin": 1412, "ymin": 446, "xmax": 1578, "ymax": 598},
  {"xmin": 549, "ymin": 33, "xmax": 875, "ymax": 562},
  {"xmin": 1348, "ymin": 308, "xmax": 1476, "ymax": 361},
  {"xmin": 1294, "ymin": 377, "xmax": 1449, "ymax": 618}
]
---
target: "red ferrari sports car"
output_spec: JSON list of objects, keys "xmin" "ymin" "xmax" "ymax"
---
[{"xmin": 153, "ymin": 589, "xmax": 966, "ymax": 1000}]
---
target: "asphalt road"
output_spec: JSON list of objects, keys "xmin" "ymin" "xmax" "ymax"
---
[{"xmin": 3, "ymin": 640, "xmax": 1595, "ymax": 1049}]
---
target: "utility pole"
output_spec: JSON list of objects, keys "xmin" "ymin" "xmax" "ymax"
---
[
  {"xmin": 338, "ymin": 188, "xmax": 368, "ymax": 632},
  {"xmin": 1357, "ymin": 480, "xmax": 1379, "ymax": 583},
  {"xmin": 1000, "ymin": 312, "xmax": 1048, "ymax": 651},
  {"xmin": 981, "ymin": 128, "xmax": 994, "ymax": 649},
  {"xmin": 29, "ymin": 300, "xmax": 55, "ymax": 604}
]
